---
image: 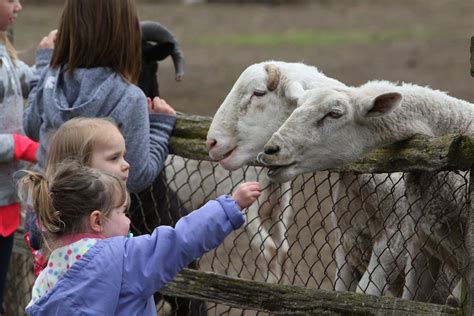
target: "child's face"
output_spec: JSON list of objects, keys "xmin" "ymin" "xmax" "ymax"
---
[
  {"xmin": 102, "ymin": 201, "xmax": 131, "ymax": 238},
  {"xmin": 90, "ymin": 127, "xmax": 129, "ymax": 182},
  {"xmin": 0, "ymin": 0, "xmax": 21, "ymax": 31}
]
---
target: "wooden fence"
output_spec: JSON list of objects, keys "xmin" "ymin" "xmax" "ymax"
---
[
  {"xmin": 168, "ymin": 113, "xmax": 474, "ymax": 315},
  {"xmin": 9, "ymin": 113, "xmax": 474, "ymax": 315}
]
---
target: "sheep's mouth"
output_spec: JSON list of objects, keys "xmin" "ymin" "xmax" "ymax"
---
[
  {"xmin": 219, "ymin": 146, "xmax": 237, "ymax": 161},
  {"xmin": 218, "ymin": 146, "xmax": 240, "ymax": 170},
  {"xmin": 266, "ymin": 162, "xmax": 296, "ymax": 177}
]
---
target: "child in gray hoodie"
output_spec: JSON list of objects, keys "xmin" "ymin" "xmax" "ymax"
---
[{"xmin": 24, "ymin": 0, "xmax": 176, "ymax": 194}]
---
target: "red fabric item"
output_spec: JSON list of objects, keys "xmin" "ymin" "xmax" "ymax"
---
[
  {"xmin": 13, "ymin": 133, "xmax": 38, "ymax": 162},
  {"xmin": 0, "ymin": 203, "xmax": 20, "ymax": 237},
  {"xmin": 24, "ymin": 232, "xmax": 47, "ymax": 277}
]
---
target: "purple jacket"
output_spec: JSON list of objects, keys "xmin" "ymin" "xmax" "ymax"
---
[{"xmin": 26, "ymin": 195, "xmax": 244, "ymax": 315}]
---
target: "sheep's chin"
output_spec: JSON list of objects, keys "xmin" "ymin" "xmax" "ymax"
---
[{"xmin": 266, "ymin": 164, "xmax": 298, "ymax": 183}]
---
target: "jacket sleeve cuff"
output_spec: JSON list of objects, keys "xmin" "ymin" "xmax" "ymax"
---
[
  {"xmin": 35, "ymin": 48, "xmax": 53, "ymax": 70},
  {"xmin": 149, "ymin": 113, "xmax": 177, "ymax": 127},
  {"xmin": 216, "ymin": 195, "xmax": 245, "ymax": 230},
  {"xmin": 13, "ymin": 133, "xmax": 38, "ymax": 162},
  {"xmin": 149, "ymin": 113, "xmax": 177, "ymax": 138}
]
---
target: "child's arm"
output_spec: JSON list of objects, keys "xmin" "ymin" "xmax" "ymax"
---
[
  {"xmin": 0, "ymin": 133, "xmax": 38, "ymax": 163},
  {"xmin": 8, "ymin": 31, "xmax": 54, "ymax": 100},
  {"xmin": 23, "ymin": 66, "xmax": 45, "ymax": 141},
  {"xmin": 26, "ymin": 30, "xmax": 56, "ymax": 94},
  {"xmin": 15, "ymin": 59, "xmax": 37, "ymax": 99},
  {"xmin": 121, "ymin": 182, "xmax": 261, "ymax": 297},
  {"xmin": 111, "ymin": 92, "xmax": 176, "ymax": 193},
  {"xmin": 23, "ymin": 49, "xmax": 52, "ymax": 140},
  {"xmin": 23, "ymin": 31, "xmax": 56, "ymax": 140}
]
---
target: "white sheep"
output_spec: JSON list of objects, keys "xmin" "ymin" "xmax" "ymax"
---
[
  {"xmin": 206, "ymin": 61, "xmax": 343, "ymax": 283},
  {"xmin": 206, "ymin": 61, "xmax": 406, "ymax": 295},
  {"xmin": 259, "ymin": 80, "xmax": 473, "ymax": 303}
]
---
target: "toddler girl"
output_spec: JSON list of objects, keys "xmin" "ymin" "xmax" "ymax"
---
[
  {"xmin": 45, "ymin": 117, "xmax": 129, "ymax": 182},
  {"xmin": 20, "ymin": 161, "xmax": 260, "ymax": 315},
  {"xmin": 25, "ymin": 117, "xmax": 129, "ymax": 264}
]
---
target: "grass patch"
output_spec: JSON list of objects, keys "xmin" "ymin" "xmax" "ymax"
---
[{"xmin": 200, "ymin": 28, "xmax": 432, "ymax": 47}]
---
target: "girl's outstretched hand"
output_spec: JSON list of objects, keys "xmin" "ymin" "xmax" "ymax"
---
[
  {"xmin": 231, "ymin": 181, "xmax": 261, "ymax": 210},
  {"xmin": 147, "ymin": 97, "xmax": 176, "ymax": 116},
  {"xmin": 38, "ymin": 30, "xmax": 57, "ymax": 49}
]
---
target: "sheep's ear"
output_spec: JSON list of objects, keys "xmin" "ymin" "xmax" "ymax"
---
[
  {"xmin": 264, "ymin": 64, "xmax": 281, "ymax": 91},
  {"xmin": 285, "ymin": 82, "xmax": 305, "ymax": 101},
  {"xmin": 363, "ymin": 92, "xmax": 402, "ymax": 117}
]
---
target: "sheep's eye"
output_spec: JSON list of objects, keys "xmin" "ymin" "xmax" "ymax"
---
[
  {"xmin": 317, "ymin": 109, "xmax": 343, "ymax": 125},
  {"xmin": 328, "ymin": 110, "xmax": 343, "ymax": 119},
  {"xmin": 253, "ymin": 90, "xmax": 266, "ymax": 97}
]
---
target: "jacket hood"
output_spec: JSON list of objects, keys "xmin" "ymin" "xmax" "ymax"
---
[{"xmin": 51, "ymin": 67, "xmax": 128, "ymax": 119}]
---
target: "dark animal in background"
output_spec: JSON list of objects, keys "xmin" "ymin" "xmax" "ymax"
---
[
  {"xmin": 138, "ymin": 20, "xmax": 185, "ymax": 98},
  {"xmin": 131, "ymin": 21, "xmax": 208, "ymax": 316}
]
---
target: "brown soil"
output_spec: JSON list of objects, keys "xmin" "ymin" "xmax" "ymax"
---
[
  {"xmin": 10, "ymin": 1, "xmax": 474, "ymax": 314},
  {"xmin": 14, "ymin": 0, "xmax": 473, "ymax": 117}
]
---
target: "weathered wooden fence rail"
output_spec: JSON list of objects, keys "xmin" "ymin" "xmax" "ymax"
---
[
  {"xmin": 172, "ymin": 113, "xmax": 474, "ymax": 173},
  {"xmin": 163, "ymin": 113, "xmax": 474, "ymax": 315},
  {"xmin": 12, "ymin": 113, "xmax": 474, "ymax": 315},
  {"xmin": 11, "ymin": 231, "xmax": 462, "ymax": 315},
  {"xmin": 160, "ymin": 269, "xmax": 461, "ymax": 316}
]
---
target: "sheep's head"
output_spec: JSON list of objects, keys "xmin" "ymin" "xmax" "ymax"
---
[
  {"xmin": 258, "ymin": 87, "xmax": 403, "ymax": 182},
  {"xmin": 206, "ymin": 62, "xmax": 306, "ymax": 171}
]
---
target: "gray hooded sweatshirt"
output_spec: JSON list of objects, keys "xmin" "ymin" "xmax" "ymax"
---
[
  {"xmin": 0, "ymin": 43, "xmax": 35, "ymax": 206},
  {"xmin": 24, "ymin": 49, "xmax": 176, "ymax": 193}
]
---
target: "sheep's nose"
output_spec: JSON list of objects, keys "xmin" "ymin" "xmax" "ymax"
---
[
  {"xmin": 206, "ymin": 138, "xmax": 217, "ymax": 151},
  {"xmin": 264, "ymin": 144, "xmax": 280, "ymax": 155}
]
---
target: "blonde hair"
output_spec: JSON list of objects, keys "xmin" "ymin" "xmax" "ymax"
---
[
  {"xmin": 46, "ymin": 117, "xmax": 121, "ymax": 177},
  {"xmin": 18, "ymin": 161, "xmax": 129, "ymax": 238},
  {"xmin": 0, "ymin": 32, "xmax": 17, "ymax": 61}
]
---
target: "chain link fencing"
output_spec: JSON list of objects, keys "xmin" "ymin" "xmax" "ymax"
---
[{"xmin": 5, "ymin": 154, "xmax": 469, "ymax": 315}]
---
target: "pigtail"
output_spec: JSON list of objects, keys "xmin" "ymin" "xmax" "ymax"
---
[{"xmin": 18, "ymin": 171, "xmax": 64, "ymax": 234}]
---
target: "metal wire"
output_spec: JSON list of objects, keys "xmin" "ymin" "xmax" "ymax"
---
[{"xmin": 5, "ymin": 155, "xmax": 469, "ymax": 315}]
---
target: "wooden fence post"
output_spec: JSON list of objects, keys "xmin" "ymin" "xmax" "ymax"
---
[
  {"xmin": 466, "ymin": 38, "xmax": 474, "ymax": 314},
  {"xmin": 465, "ymin": 170, "xmax": 474, "ymax": 315}
]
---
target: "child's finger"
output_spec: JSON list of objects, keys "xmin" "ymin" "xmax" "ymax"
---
[
  {"xmin": 252, "ymin": 191, "xmax": 262, "ymax": 197},
  {"xmin": 247, "ymin": 181, "xmax": 261, "ymax": 188},
  {"xmin": 246, "ymin": 184, "xmax": 262, "ymax": 192},
  {"xmin": 147, "ymin": 98, "xmax": 153, "ymax": 110}
]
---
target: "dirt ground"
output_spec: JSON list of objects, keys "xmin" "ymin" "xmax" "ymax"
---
[
  {"xmin": 8, "ymin": 1, "xmax": 474, "ymax": 314},
  {"xmin": 14, "ymin": 0, "xmax": 474, "ymax": 116}
]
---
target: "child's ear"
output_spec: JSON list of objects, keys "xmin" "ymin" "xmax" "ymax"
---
[{"xmin": 89, "ymin": 210, "xmax": 103, "ymax": 233}]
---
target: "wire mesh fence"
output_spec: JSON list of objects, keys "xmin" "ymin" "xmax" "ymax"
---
[{"xmin": 5, "ymin": 154, "xmax": 470, "ymax": 315}]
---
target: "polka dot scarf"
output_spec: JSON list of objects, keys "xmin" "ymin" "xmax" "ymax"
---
[{"xmin": 28, "ymin": 238, "xmax": 98, "ymax": 306}]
